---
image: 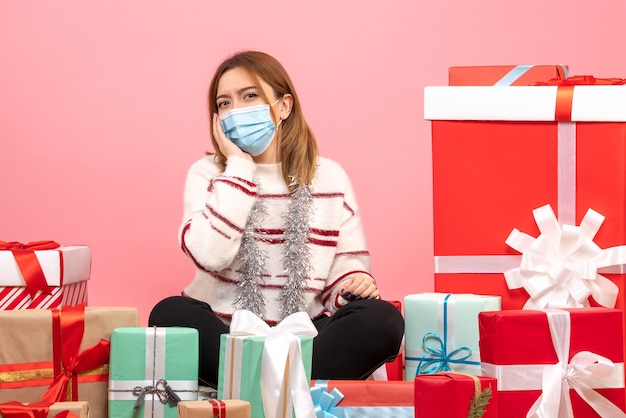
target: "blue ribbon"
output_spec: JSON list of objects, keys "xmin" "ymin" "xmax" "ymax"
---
[
  {"xmin": 310, "ymin": 383, "xmax": 349, "ymax": 418},
  {"xmin": 407, "ymin": 294, "xmax": 480, "ymax": 376},
  {"xmin": 494, "ymin": 64, "xmax": 569, "ymax": 86}
]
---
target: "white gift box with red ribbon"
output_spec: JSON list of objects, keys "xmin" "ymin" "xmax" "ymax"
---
[
  {"xmin": 0, "ymin": 244, "xmax": 91, "ymax": 310},
  {"xmin": 479, "ymin": 308, "xmax": 626, "ymax": 417}
]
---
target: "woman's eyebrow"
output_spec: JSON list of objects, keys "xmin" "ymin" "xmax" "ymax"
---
[{"xmin": 216, "ymin": 86, "xmax": 257, "ymax": 100}]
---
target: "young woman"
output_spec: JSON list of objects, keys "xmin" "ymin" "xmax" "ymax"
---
[{"xmin": 149, "ymin": 50, "xmax": 404, "ymax": 388}]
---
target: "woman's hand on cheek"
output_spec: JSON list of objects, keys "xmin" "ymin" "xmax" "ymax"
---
[
  {"xmin": 340, "ymin": 273, "xmax": 380, "ymax": 301},
  {"xmin": 213, "ymin": 114, "xmax": 252, "ymax": 161}
]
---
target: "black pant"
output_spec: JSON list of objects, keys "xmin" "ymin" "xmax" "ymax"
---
[{"xmin": 148, "ymin": 296, "xmax": 404, "ymax": 387}]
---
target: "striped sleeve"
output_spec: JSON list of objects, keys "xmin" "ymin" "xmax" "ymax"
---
[{"xmin": 179, "ymin": 156, "xmax": 257, "ymax": 271}]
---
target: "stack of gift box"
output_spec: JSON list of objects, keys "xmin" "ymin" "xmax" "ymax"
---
[
  {"xmin": 0, "ymin": 241, "xmax": 136, "ymax": 418},
  {"xmin": 0, "ymin": 241, "xmax": 252, "ymax": 417},
  {"xmin": 3, "ymin": 64, "xmax": 626, "ymax": 418},
  {"xmin": 405, "ymin": 64, "xmax": 626, "ymax": 418}
]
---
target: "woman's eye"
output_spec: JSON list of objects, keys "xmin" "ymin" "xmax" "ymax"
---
[
  {"xmin": 217, "ymin": 100, "xmax": 230, "ymax": 108},
  {"xmin": 244, "ymin": 92, "xmax": 258, "ymax": 100}
]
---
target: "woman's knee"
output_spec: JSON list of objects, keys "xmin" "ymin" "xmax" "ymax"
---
[
  {"xmin": 148, "ymin": 295, "xmax": 211, "ymax": 327},
  {"xmin": 337, "ymin": 299, "xmax": 404, "ymax": 342},
  {"xmin": 370, "ymin": 299, "xmax": 405, "ymax": 340}
]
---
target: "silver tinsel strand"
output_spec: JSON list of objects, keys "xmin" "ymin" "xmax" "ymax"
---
[
  {"xmin": 277, "ymin": 184, "xmax": 314, "ymax": 320},
  {"xmin": 232, "ymin": 189, "xmax": 268, "ymax": 319}
]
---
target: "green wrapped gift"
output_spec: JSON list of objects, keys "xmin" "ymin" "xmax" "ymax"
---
[
  {"xmin": 404, "ymin": 292, "xmax": 501, "ymax": 379},
  {"xmin": 217, "ymin": 310, "xmax": 316, "ymax": 418},
  {"xmin": 108, "ymin": 327, "xmax": 199, "ymax": 418}
]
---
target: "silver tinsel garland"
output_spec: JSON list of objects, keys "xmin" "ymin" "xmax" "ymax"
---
[
  {"xmin": 278, "ymin": 184, "xmax": 314, "ymax": 320},
  {"xmin": 232, "ymin": 190, "xmax": 268, "ymax": 318},
  {"xmin": 233, "ymin": 180, "xmax": 314, "ymax": 322}
]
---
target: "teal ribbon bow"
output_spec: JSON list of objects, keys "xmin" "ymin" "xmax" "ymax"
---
[
  {"xmin": 410, "ymin": 294, "xmax": 480, "ymax": 376},
  {"xmin": 416, "ymin": 332, "xmax": 477, "ymax": 374}
]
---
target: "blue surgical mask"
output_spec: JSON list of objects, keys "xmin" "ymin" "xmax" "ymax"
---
[{"xmin": 220, "ymin": 100, "xmax": 281, "ymax": 156}]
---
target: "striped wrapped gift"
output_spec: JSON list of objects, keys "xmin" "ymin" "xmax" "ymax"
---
[{"xmin": 0, "ymin": 242, "xmax": 90, "ymax": 310}]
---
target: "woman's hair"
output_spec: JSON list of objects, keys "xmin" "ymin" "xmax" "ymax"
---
[{"xmin": 207, "ymin": 50, "xmax": 318, "ymax": 191}]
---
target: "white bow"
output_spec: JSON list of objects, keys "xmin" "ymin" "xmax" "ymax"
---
[
  {"xmin": 526, "ymin": 309, "xmax": 625, "ymax": 417},
  {"xmin": 230, "ymin": 310, "xmax": 318, "ymax": 418},
  {"xmin": 504, "ymin": 204, "xmax": 622, "ymax": 309}
]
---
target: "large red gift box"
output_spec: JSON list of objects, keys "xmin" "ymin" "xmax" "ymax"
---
[
  {"xmin": 425, "ymin": 83, "xmax": 626, "ymax": 312},
  {"xmin": 449, "ymin": 64, "xmax": 568, "ymax": 86},
  {"xmin": 479, "ymin": 308, "xmax": 625, "ymax": 417},
  {"xmin": 414, "ymin": 373, "xmax": 497, "ymax": 418},
  {"xmin": 0, "ymin": 242, "xmax": 90, "ymax": 310}
]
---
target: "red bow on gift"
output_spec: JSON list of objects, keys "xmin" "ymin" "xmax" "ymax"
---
[
  {"xmin": 0, "ymin": 241, "xmax": 61, "ymax": 298},
  {"xmin": 39, "ymin": 304, "xmax": 111, "ymax": 403},
  {"xmin": 536, "ymin": 75, "xmax": 626, "ymax": 86},
  {"xmin": 0, "ymin": 401, "xmax": 79, "ymax": 418},
  {"xmin": 533, "ymin": 75, "xmax": 626, "ymax": 121}
]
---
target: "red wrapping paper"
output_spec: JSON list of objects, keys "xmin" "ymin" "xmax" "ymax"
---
[
  {"xmin": 478, "ymin": 308, "xmax": 625, "ymax": 417},
  {"xmin": 311, "ymin": 380, "xmax": 413, "ymax": 406},
  {"xmin": 385, "ymin": 300, "xmax": 404, "ymax": 381},
  {"xmin": 449, "ymin": 64, "xmax": 568, "ymax": 86},
  {"xmin": 414, "ymin": 373, "xmax": 497, "ymax": 418}
]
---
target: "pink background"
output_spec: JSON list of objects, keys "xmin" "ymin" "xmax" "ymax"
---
[{"xmin": 2, "ymin": 1, "xmax": 625, "ymax": 324}]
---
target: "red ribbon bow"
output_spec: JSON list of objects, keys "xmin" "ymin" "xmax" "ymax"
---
[
  {"xmin": 0, "ymin": 241, "xmax": 61, "ymax": 298},
  {"xmin": 536, "ymin": 75, "xmax": 626, "ymax": 86},
  {"xmin": 533, "ymin": 75, "xmax": 626, "ymax": 121},
  {"xmin": 39, "ymin": 304, "xmax": 111, "ymax": 403},
  {"xmin": 0, "ymin": 401, "xmax": 78, "ymax": 418}
]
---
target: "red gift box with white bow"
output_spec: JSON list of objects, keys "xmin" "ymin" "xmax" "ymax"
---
[
  {"xmin": 426, "ymin": 78, "xmax": 626, "ymax": 311},
  {"xmin": 479, "ymin": 308, "xmax": 625, "ymax": 417}
]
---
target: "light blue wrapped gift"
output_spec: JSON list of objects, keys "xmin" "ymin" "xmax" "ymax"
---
[{"xmin": 404, "ymin": 292, "xmax": 500, "ymax": 379}]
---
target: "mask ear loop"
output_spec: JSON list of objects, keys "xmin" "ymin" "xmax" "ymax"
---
[{"xmin": 271, "ymin": 95, "xmax": 285, "ymax": 128}]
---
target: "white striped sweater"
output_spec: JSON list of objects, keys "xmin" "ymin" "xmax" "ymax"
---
[{"xmin": 179, "ymin": 155, "xmax": 372, "ymax": 325}]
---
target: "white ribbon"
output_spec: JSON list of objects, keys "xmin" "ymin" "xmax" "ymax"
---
[
  {"xmin": 504, "ymin": 204, "xmax": 623, "ymax": 309},
  {"xmin": 230, "ymin": 309, "xmax": 318, "ymax": 418},
  {"xmin": 525, "ymin": 309, "xmax": 626, "ymax": 418}
]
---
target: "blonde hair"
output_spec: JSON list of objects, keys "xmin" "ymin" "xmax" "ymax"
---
[{"xmin": 207, "ymin": 51, "xmax": 318, "ymax": 191}]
